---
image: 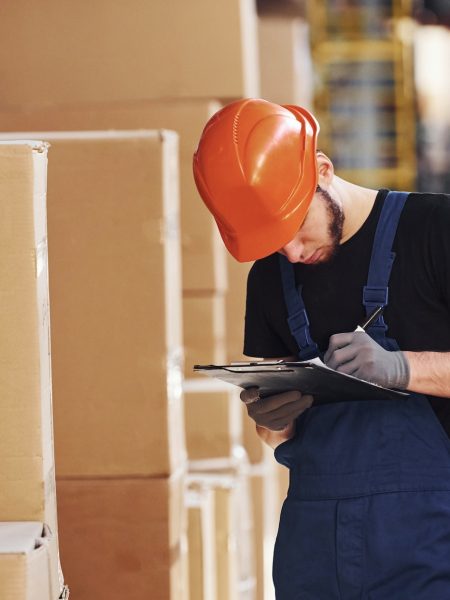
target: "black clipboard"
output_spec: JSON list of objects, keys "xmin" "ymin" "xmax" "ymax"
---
[{"xmin": 193, "ymin": 358, "xmax": 409, "ymax": 404}]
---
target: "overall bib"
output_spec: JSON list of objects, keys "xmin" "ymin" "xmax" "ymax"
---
[{"xmin": 273, "ymin": 192, "xmax": 450, "ymax": 600}]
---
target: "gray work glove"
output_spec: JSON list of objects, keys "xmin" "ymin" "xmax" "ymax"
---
[
  {"xmin": 240, "ymin": 388, "xmax": 314, "ymax": 431},
  {"xmin": 324, "ymin": 331, "xmax": 410, "ymax": 389}
]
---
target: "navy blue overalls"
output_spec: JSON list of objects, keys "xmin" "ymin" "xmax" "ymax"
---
[{"xmin": 273, "ymin": 192, "xmax": 450, "ymax": 599}]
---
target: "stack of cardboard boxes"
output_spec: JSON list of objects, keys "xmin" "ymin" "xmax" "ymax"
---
[
  {"xmin": 185, "ymin": 485, "xmax": 217, "ymax": 599},
  {"xmin": 0, "ymin": 141, "xmax": 67, "ymax": 599},
  {"xmin": 48, "ymin": 131, "xmax": 186, "ymax": 600},
  {"xmin": 0, "ymin": 131, "xmax": 187, "ymax": 599},
  {"xmin": 0, "ymin": 1, "xmax": 315, "ymax": 598}
]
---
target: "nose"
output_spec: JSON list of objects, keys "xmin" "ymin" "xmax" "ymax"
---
[{"xmin": 280, "ymin": 240, "xmax": 304, "ymax": 263}]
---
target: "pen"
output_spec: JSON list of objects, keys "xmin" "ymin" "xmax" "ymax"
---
[{"xmin": 355, "ymin": 306, "xmax": 384, "ymax": 332}]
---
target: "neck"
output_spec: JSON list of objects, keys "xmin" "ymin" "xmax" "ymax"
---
[{"xmin": 333, "ymin": 176, "xmax": 378, "ymax": 243}]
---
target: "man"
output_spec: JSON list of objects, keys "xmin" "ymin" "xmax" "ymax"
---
[{"xmin": 193, "ymin": 98, "xmax": 450, "ymax": 599}]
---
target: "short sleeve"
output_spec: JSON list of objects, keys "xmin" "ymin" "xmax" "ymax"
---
[
  {"xmin": 430, "ymin": 195, "xmax": 450, "ymax": 308},
  {"xmin": 243, "ymin": 260, "xmax": 293, "ymax": 359}
]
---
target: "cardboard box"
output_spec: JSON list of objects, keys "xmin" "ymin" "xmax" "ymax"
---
[
  {"xmin": 0, "ymin": 142, "xmax": 62, "ymax": 594},
  {"xmin": 0, "ymin": 100, "xmax": 228, "ymax": 293},
  {"xmin": 183, "ymin": 293, "xmax": 227, "ymax": 378},
  {"xmin": 0, "ymin": 0, "xmax": 259, "ymax": 109},
  {"xmin": 213, "ymin": 484, "xmax": 239, "ymax": 600},
  {"xmin": 0, "ymin": 141, "xmax": 53, "ymax": 522},
  {"xmin": 184, "ymin": 387, "xmax": 243, "ymax": 461},
  {"xmin": 250, "ymin": 463, "xmax": 282, "ymax": 600},
  {"xmin": 0, "ymin": 130, "xmax": 185, "ymax": 478},
  {"xmin": 187, "ymin": 470, "xmax": 256, "ymax": 599},
  {"xmin": 250, "ymin": 475, "xmax": 266, "ymax": 600},
  {"xmin": 235, "ymin": 474, "xmax": 257, "ymax": 598},
  {"xmin": 56, "ymin": 473, "xmax": 187, "ymax": 600},
  {"xmin": 0, "ymin": 522, "xmax": 60, "ymax": 600},
  {"xmin": 186, "ymin": 487, "xmax": 217, "ymax": 600},
  {"xmin": 258, "ymin": 16, "xmax": 314, "ymax": 108}
]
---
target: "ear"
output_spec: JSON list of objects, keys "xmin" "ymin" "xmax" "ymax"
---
[{"xmin": 316, "ymin": 151, "xmax": 334, "ymax": 186}]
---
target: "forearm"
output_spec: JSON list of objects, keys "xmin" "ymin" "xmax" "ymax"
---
[
  {"xmin": 256, "ymin": 422, "xmax": 296, "ymax": 449},
  {"xmin": 404, "ymin": 351, "xmax": 450, "ymax": 397}
]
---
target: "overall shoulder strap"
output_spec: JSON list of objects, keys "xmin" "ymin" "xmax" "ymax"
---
[
  {"xmin": 363, "ymin": 191, "xmax": 409, "ymax": 339},
  {"xmin": 278, "ymin": 254, "xmax": 319, "ymax": 359}
]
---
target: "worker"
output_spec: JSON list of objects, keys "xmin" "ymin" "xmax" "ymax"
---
[{"xmin": 193, "ymin": 98, "xmax": 450, "ymax": 599}]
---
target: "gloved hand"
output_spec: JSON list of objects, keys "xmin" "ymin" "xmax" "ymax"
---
[
  {"xmin": 240, "ymin": 388, "xmax": 314, "ymax": 431},
  {"xmin": 324, "ymin": 331, "xmax": 410, "ymax": 389}
]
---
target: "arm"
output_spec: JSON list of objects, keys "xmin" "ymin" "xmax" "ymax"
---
[
  {"xmin": 325, "ymin": 333, "xmax": 450, "ymax": 398},
  {"xmin": 241, "ymin": 356, "xmax": 314, "ymax": 450},
  {"xmin": 242, "ymin": 265, "xmax": 313, "ymax": 448},
  {"xmin": 400, "ymin": 197, "xmax": 450, "ymax": 398},
  {"xmin": 404, "ymin": 351, "xmax": 450, "ymax": 397}
]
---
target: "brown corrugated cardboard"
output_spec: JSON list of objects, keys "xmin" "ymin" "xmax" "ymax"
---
[
  {"xmin": 258, "ymin": 16, "xmax": 314, "ymax": 108},
  {"xmin": 213, "ymin": 485, "xmax": 239, "ymax": 600},
  {"xmin": 0, "ymin": 100, "xmax": 228, "ymax": 293},
  {"xmin": 57, "ymin": 473, "xmax": 187, "ymax": 600},
  {"xmin": 0, "ymin": 0, "xmax": 259, "ymax": 108},
  {"xmin": 0, "ymin": 130, "xmax": 185, "ymax": 478},
  {"xmin": 250, "ymin": 475, "xmax": 266, "ymax": 600},
  {"xmin": 0, "ymin": 141, "xmax": 62, "ymax": 595},
  {"xmin": 186, "ymin": 487, "xmax": 217, "ymax": 600},
  {"xmin": 0, "ymin": 141, "xmax": 53, "ymax": 522},
  {"xmin": 184, "ymin": 387, "xmax": 243, "ymax": 461},
  {"xmin": 187, "ymin": 471, "xmax": 256, "ymax": 600},
  {"xmin": 249, "ymin": 462, "xmax": 281, "ymax": 600},
  {"xmin": 0, "ymin": 522, "xmax": 60, "ymax": 600},
  {"xmin": 183, "ymin": 293, "xmax": 227, "ymax": 378},
  {"xmin": 236, "ymin": 474, "xmax": 257, "ymax": 599}
]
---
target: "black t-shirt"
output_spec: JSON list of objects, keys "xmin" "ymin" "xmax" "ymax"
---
[{"xmin": 244, "ymin": 189, "xmax": 450, "ymax": 436}]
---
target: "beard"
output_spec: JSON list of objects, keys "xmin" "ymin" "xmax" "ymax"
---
[{"xmin": 316, "ymin": 185, "xmax": 345, "ymax": 262}]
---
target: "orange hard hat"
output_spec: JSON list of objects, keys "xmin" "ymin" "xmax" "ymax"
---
[{"xmin": 193, "ymin": 98, "xmax": 319, "ymax": 262}]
